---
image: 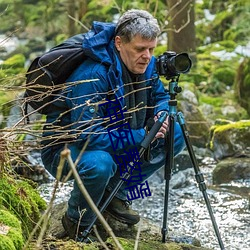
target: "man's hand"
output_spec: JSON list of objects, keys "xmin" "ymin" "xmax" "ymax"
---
[{"xmin": 154, "ymin": 111, "xmax": 169, "ymax": 139}]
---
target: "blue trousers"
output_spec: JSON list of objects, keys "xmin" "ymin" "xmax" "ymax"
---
[{"xmin": 41, "ymin": 122, "xmax": 185, "ymax": 226}]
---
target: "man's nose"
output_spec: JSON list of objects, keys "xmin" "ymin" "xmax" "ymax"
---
[{"xmin": 142, "ymin": 49, "xmax": 151, "ymax": 59}]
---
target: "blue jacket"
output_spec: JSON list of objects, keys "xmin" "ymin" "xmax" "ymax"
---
[{"xmin": 44, "ymin": 21, "xmax": 170, "ymax": 153}]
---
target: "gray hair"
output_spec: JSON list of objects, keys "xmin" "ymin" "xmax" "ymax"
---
[{"xmin": 115, "ymin": 9, "xmax": 160, "ymax": 43}]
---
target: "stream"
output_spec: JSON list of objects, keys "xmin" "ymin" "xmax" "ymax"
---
[{"xmin": 38, "ymin": 155, "xmax": 250, "ymax": 250}]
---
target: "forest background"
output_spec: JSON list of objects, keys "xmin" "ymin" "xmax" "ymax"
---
[{"xmin": 0, "ymin": 0, "xmax": 250, "ymax": 125}]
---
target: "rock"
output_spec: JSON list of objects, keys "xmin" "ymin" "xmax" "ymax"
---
[
  {"xmin": 179, "ymin": 100, "xmax": 211, "ymax": 148},
  {"xmin": 213, "ymin": 157, "xmax": 250, "ymax": 184},
  {"xmin": 43, "ymin": 201, "xmax": 212, "ymax": 250},
  {"xmin": 170, "ymin": 168, "xmax": 193, "ymax": 189},
  {"xmin": 209, "ymin": 120, "xmax": 250, "ymax": 160}
]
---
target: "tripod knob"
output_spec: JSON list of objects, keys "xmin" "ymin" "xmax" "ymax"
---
[{"xmin": 174, "ymin": 86, "xmax": 182, "ymax": 93}]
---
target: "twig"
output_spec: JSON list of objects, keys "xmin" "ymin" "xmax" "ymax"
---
[
  {"xmin": 93, "ymin": 225, "xmax": 110, "ymax": 250},
  {"xmin": 134, "ymin": 220, "xmax": 142, "ymax": 250},
  {"xmin": 22, "ymin": 153, "xmax": 65, "ymax": 249},
  {"xmin": 61, "ymin": 148, "xmax": 124, "ymax": 250},
  {"xmin": 68, "ymin": 14, "xmax": 89, "ymax": 31}
]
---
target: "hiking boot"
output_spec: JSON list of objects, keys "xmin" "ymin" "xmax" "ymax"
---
[
  {"xmin": 105, "ymin": 196, "xmax": 140, "ymax": 225},
  {"xmin": 61, "ymin": 213, "xmax": 97, "ymax": 243}
]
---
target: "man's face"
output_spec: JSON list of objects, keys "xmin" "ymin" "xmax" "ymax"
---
[{"xmin": 115, "ymin": 35, "xmax": 157, "ymax": 74}]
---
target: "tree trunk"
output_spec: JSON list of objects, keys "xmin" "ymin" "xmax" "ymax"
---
[
  {"xmin": 67, "ymin": 0, "xmax": 76, "ymax": 36},
  {"xmin": 167, "ymin": 0, "xmax": 196, "ymax": 62},
  {"xmin": 78, "ymin": 0, "xmax": 88, "ymax": 20}
]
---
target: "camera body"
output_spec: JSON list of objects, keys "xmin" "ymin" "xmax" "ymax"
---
[{"xmin": 156, "ymin": 51, "xmax": 192, "ymax": 79}]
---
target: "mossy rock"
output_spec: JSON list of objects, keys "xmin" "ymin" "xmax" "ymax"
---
[
  {"xmin": 199, "ymin": 92, "xmax": 248, "ymax": 122},
  {"xmin": 0, "ymin": 174, "xmax": 47, "ymax": 239},
  {"xmin": 106, "ymin": 237, "xmax": 210, "ymax": 250},
  {"xmin": 209, "ymin": 120, "xmax": 250, "ymax": 160},
  {"xmin": 0, "ymin": 209, "xmax": 24, "ymax": 250}
]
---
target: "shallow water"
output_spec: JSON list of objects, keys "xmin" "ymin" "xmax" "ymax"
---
[
  {"xmin": 131, "ymin": 158, "xmax": 250, "ymax": 250},
  {"xmin": 38, "ymin": 157, "xmax": 250, "ymax": 250}
]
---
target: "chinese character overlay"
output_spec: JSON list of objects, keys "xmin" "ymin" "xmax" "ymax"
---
[
  {"xmin": 107, "ymin": 123, "xmax": 135, "ymax": 151},
  {"xmin": 98, "ymin": 96, "xmax": 151, "ymax": 201},
  {"xmin": 99, "ymin": 96, "xmax": 125, "ymax": 123},
  {"xmin": 125, "ymin": 180, "xmax": 151, "ymax": 200},
  {"xmin": 114, "ymin": 148, "xmax": 141, "ymax": 175}
]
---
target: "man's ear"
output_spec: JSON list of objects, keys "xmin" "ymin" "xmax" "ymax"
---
[{"xmin": 115, "ymin": 36, "xmax": 122, "ymax": 51}]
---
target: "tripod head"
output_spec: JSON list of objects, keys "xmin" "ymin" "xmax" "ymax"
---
[{"xmin": 168, "ymin": 76, "xmax": 182, "ymax": 100}]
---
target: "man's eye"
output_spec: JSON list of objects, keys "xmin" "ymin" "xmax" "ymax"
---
[{"xmin": 136, "ymin": 48, "xmax": 144, "ymax": 52}]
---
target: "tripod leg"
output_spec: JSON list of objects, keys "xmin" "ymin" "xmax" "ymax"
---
[
  {"xmin": 81, "ymin": 112, "xmax": 168, "ymax": 241},
  {"xmin": 162, "ymin": 114, "xmax": 175, "ymax": 243},
  {"xmin": 177, "ymin": 112, "xmax": 225, "ymax": 250}
]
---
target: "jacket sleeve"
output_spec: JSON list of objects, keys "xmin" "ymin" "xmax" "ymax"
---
[{"xmin": 65, "ymin": 61, "xmax": 146, "ymax": 153}]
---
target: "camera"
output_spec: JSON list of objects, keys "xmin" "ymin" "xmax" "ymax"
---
[{"xmin": 156, "ymin": 51, "xmax": 192, "ymax": 79}]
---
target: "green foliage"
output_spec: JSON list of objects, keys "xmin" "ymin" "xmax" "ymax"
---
[
  {"xmin": 234, "ymin": 57, "xmax": 250, "ymax": 115},
  {"xmin": 1, "ymin": 54, "xmax": 25, "ymax": 69},
  {"xmin": 0, "ymin": 54, "xmax": 26, "ymax": 83},
  {"xmin": 196, "ymin": 0, "xmax": 250, "ymax": 47},
  {"xmin": 213, "ymin": 67, "xmax": 235, "ymax": 86},
  {"xmin": 199, "ymin": 95, "xmax": 224, "ymax": 107}
]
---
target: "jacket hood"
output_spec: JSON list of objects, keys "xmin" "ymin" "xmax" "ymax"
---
[{"xmin": 82, "ymin": 21, "xmax": 116, "ymax": 65}]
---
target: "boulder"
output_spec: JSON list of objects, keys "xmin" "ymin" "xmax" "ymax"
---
[
  {"xmin": 213, "ymin": 157, "xmax": 250, "ymax": 184},
  {"xmin": 179, "ymin": 100, "xmax": 211, "ymax": 148},
  {"xmin": 41, "ymin": 201, "xmax": 212, "ymax": 250},
  {"xmin": 209, "ymin": 119, "xmax": 250, "ymax": 160},
  {"xmin": 209, "ymin": 119, "xmax": 250, "ymax": 184}
]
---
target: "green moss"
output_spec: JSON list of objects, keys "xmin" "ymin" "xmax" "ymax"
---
[
  {"xmin": 1, "ymin": 54, "xmax": 25, "ymax": 69},
  {"xmin": 213, "ymin": 67, "xmax": 235, "ymax": 86},
  {"xmin": 0, "ymin": 209, "xmax": 21, "ymax": 229},
  {"xmin": 0, "ymin": 235, "xmax": 16, "ymax": 250},
  {"xmin": 213, "ymin": 120, "xmax": 250, "ymax": 133},
  {"xmin": 0, "ymin": 209, "xmax": 24, "ymax": 249},
  {"xmin": 199, "ymin": 95, "xmax": 224, "ymax": 107},
  {"xmin": 7, "ymin": 228, "xmax": 24, "ymax": 249},
  {"xmin": 106, "ymin": 237, "xmax": 206, "ymax": 250},
  {"xmin": 209, "ymin": 120, "xmax": 250, "ymax": 150},
  {"xmin": 0, "ymin": 175, "xmax": 47, "ymax": 239}
]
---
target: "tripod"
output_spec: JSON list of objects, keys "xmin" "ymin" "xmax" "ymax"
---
[
  {"xmin": 82, "ymin": 77, "xmax": 225, "ymax": 250},
  {"xmin": 81, "ymin": 109, "xmax": 169, "ymax": 241},
  {"xmin": 161, "ymin": 77, "xmax": 225, "ymax": 249}
]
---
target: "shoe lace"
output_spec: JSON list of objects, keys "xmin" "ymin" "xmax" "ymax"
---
[{"xmin": 124, "ymin": 200, "xmax": 132, "ymax": 208}]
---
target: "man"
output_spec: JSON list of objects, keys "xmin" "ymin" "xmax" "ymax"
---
[{"xmin": 41, "ymin": 9, "xmax": 185, "ymax": 241}]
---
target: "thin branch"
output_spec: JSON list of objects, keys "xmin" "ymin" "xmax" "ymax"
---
[
  {"xmin": 61, "ymin": 148, "xmax": 124, "ymax": 250},
  {"xmin": 134, "ymin": 219, "xmax": 142, "ymax": 250},
  {"xmin": 68, "ymin": 14, "xmax": 90, "ymax": 32},
  {"xmin": 22, "ymin": 153, "xmax": 65, "ymax": 249},
  {"xmin": 93, "ymin": 225, "xmax": 110, "ymax": 250}
]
